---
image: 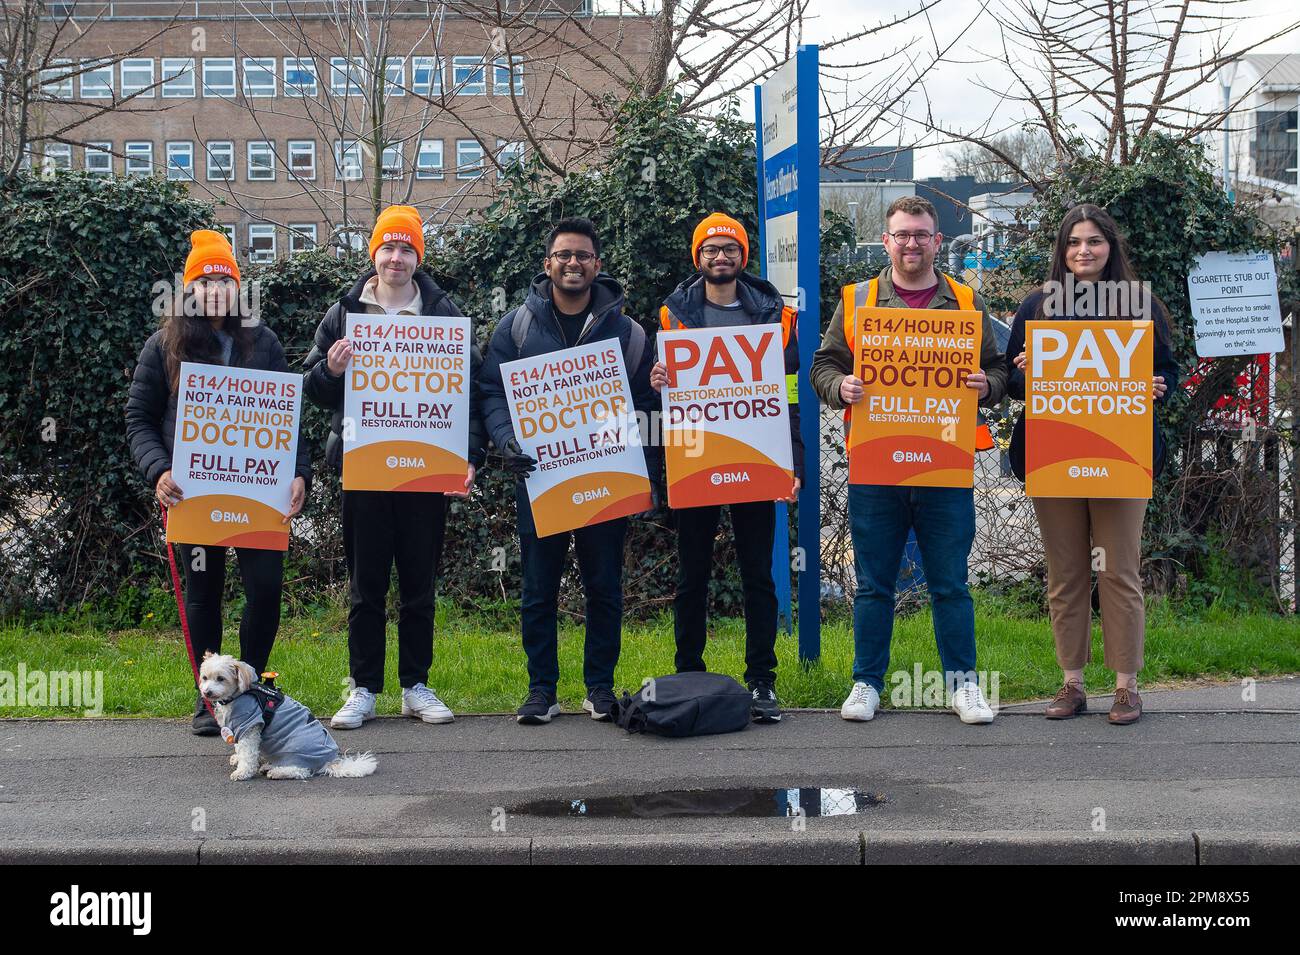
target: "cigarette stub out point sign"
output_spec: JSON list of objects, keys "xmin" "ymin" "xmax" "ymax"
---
[
  {"xmin": 1025, "ymin": 320, "xmax": 1153, "ymax": 499},
  {"xmin": 166, "ymin": 362, "xmax": 302, "ymax": 550},
  {"xmin": 658, "ymin": 323, "xmax": 794, "ymax": 507},
  {"xmin": 1187, "ymin": 251, "xmax": 1283, "ymax": 357},
  {"xmin": 342, "ymin": 314, "xmax": 471, "ymax": 492},
  {"xmin": 502, "ymin": 340, "xmax": 651, "ymax": 538}
]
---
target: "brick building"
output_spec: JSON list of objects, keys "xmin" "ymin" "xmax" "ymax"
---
[{"xmin": 30, "ymin": 1, "xmax": 654, "ymax": 261}]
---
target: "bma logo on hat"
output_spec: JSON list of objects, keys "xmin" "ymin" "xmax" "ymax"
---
[
  {"xmin": 202, "ymin": 264, "xmax": 213, "ymax": 274},
  {"xmin": 382, "ymin": 232, "xmax": 413, "ymax": 244},
  {"xmin": 706, "ymin": 225, "xmax": 738, "ymax": 238}
]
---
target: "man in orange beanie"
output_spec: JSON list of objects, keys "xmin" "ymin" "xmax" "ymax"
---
[
  {"xmin": 303, "ymin": 205, "xmax": 486, "ymax": 730},
  {"xmin": 649, "ymin": 212, "xmax": 803, "ymax": 724}
]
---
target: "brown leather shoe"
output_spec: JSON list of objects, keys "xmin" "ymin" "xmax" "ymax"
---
[
  {"xmin": 1108, "ymin": 687, "xmax": 1142, "ymax": 725},
  {"xmin": 1044, "ymin": 680, "xmax": 1087, "ymax": 719}
]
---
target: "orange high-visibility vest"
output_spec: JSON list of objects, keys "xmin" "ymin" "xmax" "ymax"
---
[{"xmin": 840, "ymin": 275, "xmax": 994, "ymax": 452}]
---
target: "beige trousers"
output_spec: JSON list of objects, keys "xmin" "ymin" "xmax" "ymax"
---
[{"xmin": 1030, "ymin": 497, "xmax": 1148, "ymax": 673}]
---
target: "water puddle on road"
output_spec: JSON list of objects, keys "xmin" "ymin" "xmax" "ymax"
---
[{"xmin": 511, "ymin": 787, "xmax": 887, "ymax": 818}]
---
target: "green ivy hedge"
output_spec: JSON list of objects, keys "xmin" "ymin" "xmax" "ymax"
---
[{"xmin": 1, "ymin": 93, "xmax": 856, "ymax": 620}]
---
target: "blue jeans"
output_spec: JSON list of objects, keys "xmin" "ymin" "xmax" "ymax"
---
[
  {"xmin": 519, "ymin": 513, "xmax": 627, "ymax": 695},
  {"xmin": 848, "ymin": 484, "xmax": 977, "ymax": 691}
]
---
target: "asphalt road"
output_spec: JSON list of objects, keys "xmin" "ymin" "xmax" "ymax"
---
[{"xmin": 2, "ymin": 678, "xmax": 1297, "ymax": 864}]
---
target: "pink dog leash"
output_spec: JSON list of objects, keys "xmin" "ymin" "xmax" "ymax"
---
[{"xmin": 161, "ymin": 505, "xmax": 215, "ymax": 719}]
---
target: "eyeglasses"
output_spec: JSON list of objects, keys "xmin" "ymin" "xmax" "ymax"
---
[
  {"xmin": 886, "ymin": 231, "xmax": 934, "ymax": 246},
  {"xmin": 548, "ymin": 249, "xmax": 597, "ymax": 264},
  {"xmin": 699, "ymin": 244, "xmax": 743, "ymax": 260}
]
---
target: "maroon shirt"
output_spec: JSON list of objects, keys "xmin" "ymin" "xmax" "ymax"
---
[{"xmin": 895, "ymin": 283, "xmax": 939, "ymax": 309}]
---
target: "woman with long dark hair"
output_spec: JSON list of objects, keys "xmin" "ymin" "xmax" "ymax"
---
[
  {"xmin": 1005, "ymin": 204, "xmax": 1179, "ymax": 725},
  {"xmin": 126, "ymin": 229, "xmax": 311, "ymax": 735}
]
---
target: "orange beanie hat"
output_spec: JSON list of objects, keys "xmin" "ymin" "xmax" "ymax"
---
[
  {"xmin": 183, "ymin": 229, "xmax": 240, "ymax": 286},
  {"xmin": 370, "ymin": 205, "xmax": 425, "ymax": 262},
  {"xmin": 691, "ymin": 213, "xmax": 749, "ymax": 267}
]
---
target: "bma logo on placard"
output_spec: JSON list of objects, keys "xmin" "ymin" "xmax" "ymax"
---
[
  {"xmin": 891, "ymin": 450, "xmax": 932, "ymax": 464},
  {"xmin": 571, "ymin": 487, "xmax": 610, "ymax": 505},
  {"xmin": 385, "ymin": 455, "xmax": 426, "ymax": 469},
  {"xmin": 709, "ymin": 471, "xmax": 751, "ymax": 486},
  {"xmin": 1068, "ymin": 465, "xmax": 1109, "ymax": 478},
  {"xmin": 209, "ymin": 509, "xmax": 249, "ymax": 524}
]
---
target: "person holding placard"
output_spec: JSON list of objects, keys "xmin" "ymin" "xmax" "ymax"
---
[
  {"xmin": 1005, "ymin": 204, "xmax": 1179, "ymax": 725},
  {"xmin": 648, "ymin": 212, "xmax": 802, "ymax": 723},
  {"xmin": 302, "ymin": 206, "xmax": 487, "ymax": 730},
  {"xmin": 480, "ymin": 217, "xmax": 657, "ymax": 725},
  {"xmin": 127, "ymin": 229, "xmax": 310, "ymax": 736},
  {"xmin": 810, "ymin": 196, "xmax": 1007, "ymax": 726}
]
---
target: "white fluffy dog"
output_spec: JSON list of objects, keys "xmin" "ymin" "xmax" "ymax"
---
[{"xmin": 199, "ymin": 652, "xmax": 376, "ymax": 781}]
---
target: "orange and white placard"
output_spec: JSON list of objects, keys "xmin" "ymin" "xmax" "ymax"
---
[
  {"xmin": 342, "ymin": 313, "xmax": 471, "ymax": 493},
  {"xmin": 657, "ymin": 323, "xmax": 794, "ymax": 507},
  {"xmin": 848, "ymin": 306, "xmax": 982, "ymax": 487},
  {"xmin": 1025, "ymin": 320, "xmax": 1153, "ymax": 498},
  {"xmin": 165, "ymin": 362, "xmax": 301, "ymax": 550},
  {"xmin": 501, "ymin": 340, "xmax": 652, "ymax": 537}
]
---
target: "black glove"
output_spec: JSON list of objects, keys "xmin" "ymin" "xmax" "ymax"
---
[
  {"xmin": 635, "ymin": 480, "xmax": 663, "ymax": 520},
  {"xmin": 501, "ymin": 438, "xmax": 537, "ymax": 477}
]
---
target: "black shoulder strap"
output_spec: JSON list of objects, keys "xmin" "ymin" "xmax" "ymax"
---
[
  {"xmin": 625, "ymin": 320, "xmax": 646, "ymax": 375},
  {"xmin": 511, "ymin": 303, "xmax": 534, "ymax": 353},
  {"xmin": 246, "ymin": 682, "xmax": 285, "ymax": 729}
]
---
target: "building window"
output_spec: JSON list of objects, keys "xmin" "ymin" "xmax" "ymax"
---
[
  {"xmin": 120, "ymin": 58, "xmax": 155, "ymax": 98},
  {"xmin": 381, "ymin": 144, "xmax": 403, "ymax": 178},
  {"xmin": 166, "ymin": 141, "xmax": 194, "ymax": 180},
  {"xmin": 248, "ymin": 224, "xmax": 276, "ymax": 264},
  {"xmin": 493, "ymin": 56, "xmax": 524, "ymax": 96},
  {"xmin": 80, "ymin": 58, "xmax": 113, "ymax": 99},
  {"xmin": 220, "ymin": 224, "xmax": 237, "ymax": 254},
  {"xmin": 85, "ymin": 142, "xmax": 113, "ymax": 175},
  {"xmin": 283, "ymin": 57, "xmax": 317, "ymax": 97},
  {"xmin": 456, "ymin": 139, "xmax": 483, "ymax": 179},
  {"xmin": 496, "ymin": 139, "xmax": 524, "ymax": 178},
  {"xmin": 1255, "ymin": 110, "xmax": 1299, "ymax": 185},
  {"xmin": 205, "ymin": 140, "xmax": 235, "ymax": 181},
  {"xmin": 334, "ymin": 139, "xmax": 363, "ymax": 181},
  {"xmin": 385, "ymin": 57, "xmax": 405, "ymax": 96},
  {"xmin": 242, "ymin": 57, "xmax": 276, "ymax": 97},
  {"xmin": 202, "ymin": 58, "xmax": 236, "ymax": 98},
  {"xmin": 330, "ymin": 57, "xmax": 364, "ymax": 96},
  {"xmin": 334, "ymin": 226, "xmax": 367, "ymax": 257},
  {"xmin": 411, "ymin": 56, "xmax": 442, "ymax": 96},
  {"xmin": 288, "ymin": 224, "xmax": 317, "ymax": 254},
  {"xmin": 247, "ymin": 141, "xmax": 276, "ymax": 181},
  {"xmin": 41, "ymin": 59, "xmax": 74, "ymax": 99},
  {"xmin": 416, "ymin": 139, "xmax": 444, "ymax": 179},
  {"xmin": 42, "ymin": 143, "xmax": 72, "ymax": 174},
  {"xmin": 125, "ymin": 141, "xmax": 153, "ymax": 177},
  {"xmin": 452, "ymin": 56, "xmax": 485, "ymax": 95},
  {"xmin": 161, "ymin": 58, "xmax": 195, "ymax": 97},
  {"xmin": 286, "ymin": 140, "xmax": 316, "ymax": 180}
]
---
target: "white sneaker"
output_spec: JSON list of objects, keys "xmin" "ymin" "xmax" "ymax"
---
[
  {"xmin": 840, "ymin": 682, "xmax": 880, "ymax": 722},
  {"xmin": 951, "ymin": 680, "xmax": 996, "ymax": 724},
  {"xmin": 331, "ymin": 687, "xmax": 377, "ymax": 729},
  {"xmin": 401, "ymin": 683, "xmax": 455, "ymax": 724}
]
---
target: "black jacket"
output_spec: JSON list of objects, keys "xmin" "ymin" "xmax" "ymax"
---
[
  {"xmin": 1004, "ymin": 289, "xmax": 1181, "ymax": 481},
  {"xmin": 479, "ymin": 272, "xmax": 659, "ymax": 535},
  {"xmin": 660, "ymin": 270, "xmax": 805, "ymax": 480},
  {"xmin": 302, "ymin": 269, "xmax": 488, "ymax": 474},
  {"xmin": 126, "ymin": 323, "xmax": 313, "ymax": 492}
]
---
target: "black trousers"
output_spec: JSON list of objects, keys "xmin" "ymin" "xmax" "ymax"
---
[
  {"xmin": 672, "ymin": 500, "xmax": 779, "ymax": 687},
  {"xmin": 176, "ymin": 544, "xmax": 284, "ymax": 678},
  {"xmin": 343, "ymin": 489, "xmax": 447, "ymax": 693}
]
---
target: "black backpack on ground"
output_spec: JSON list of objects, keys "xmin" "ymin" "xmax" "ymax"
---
[{"xmin": 612, "ymin": 672, "xmax": 752, "ymax": 737}]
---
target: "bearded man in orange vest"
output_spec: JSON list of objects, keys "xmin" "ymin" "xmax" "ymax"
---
[{"xmin": 810, "ymin": 196, "xmax": 1007, "ymax": 725}]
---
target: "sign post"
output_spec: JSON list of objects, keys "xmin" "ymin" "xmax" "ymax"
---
[{"xmin": 756, "ymin": 45, "xmax": 820, "ymax": 661}]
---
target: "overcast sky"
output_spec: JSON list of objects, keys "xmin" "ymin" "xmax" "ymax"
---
[{"xmin": 719, "ymin": 0, "xmax": 1300, "ymax": 177}]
